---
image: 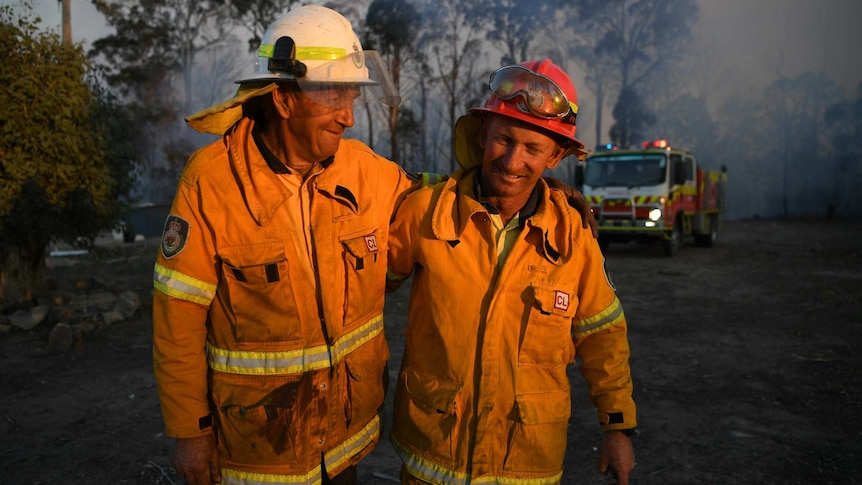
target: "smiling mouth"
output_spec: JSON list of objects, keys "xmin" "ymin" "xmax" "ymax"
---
[{"xmin": 495, "ymin": 169, "xmax": 523, "ymax": 180}]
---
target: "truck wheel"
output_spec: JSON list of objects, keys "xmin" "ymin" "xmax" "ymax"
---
[
  {"xmin": 663, "ymin": 219, "xmax": 682, "ymax": 256},
  {"xmin": 694, "ymin": 215, "xmax": 718, "ymax": 247}
]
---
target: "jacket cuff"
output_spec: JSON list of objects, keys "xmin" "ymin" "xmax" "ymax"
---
[{"xmin": 598, "ymin": 410, "xmax": 637, "ymax": 432}]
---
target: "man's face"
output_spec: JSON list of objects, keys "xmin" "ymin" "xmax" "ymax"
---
[
  {"xmin": 285, "ymin": 85, "xmax": 361, "ymax": 162},
  {"xmin": 479, "ymin": 114, "xmax": 565, "ymax": 200}
]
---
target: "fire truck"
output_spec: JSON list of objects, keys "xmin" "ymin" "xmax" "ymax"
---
[{"xmin": 581, "ymin": 140, "xmax": 727, "ymax": 256}]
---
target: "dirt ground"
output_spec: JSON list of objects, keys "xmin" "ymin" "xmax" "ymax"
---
[{"xmin": 1, "ymin": 219, "xmax": 861, "ymax": 484}]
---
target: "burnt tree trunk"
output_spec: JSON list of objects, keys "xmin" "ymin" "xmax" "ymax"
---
[{"xmin": 0, "ymin": 242, "xmax": 48, "ymax": 310}]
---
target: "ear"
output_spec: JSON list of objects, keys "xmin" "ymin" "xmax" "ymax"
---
[
  {"xmin": 545, "ymin": 144, "xmax": 566, "ymax": 170},
  {"xmin": 271, "ymin": 87, "xmax": 292, "ymax": 120}
]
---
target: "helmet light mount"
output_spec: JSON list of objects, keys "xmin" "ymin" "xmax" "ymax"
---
[{"xmin": 268, "ymin": 36, "xmax": 307, "ymax": 78}]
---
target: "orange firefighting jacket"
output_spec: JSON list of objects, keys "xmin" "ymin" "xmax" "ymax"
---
[
  {"xmin": 152, "ymin": 117, "xmax": 415, "ymax": 484},
  {"xmin": 386, "ymin": 168, "xmax": 636, "ymax": 485}
]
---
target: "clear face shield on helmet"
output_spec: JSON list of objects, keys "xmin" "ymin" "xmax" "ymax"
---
[{"xmin": 293, "ymin": 50, "xmax": 400, "ymax": 112}]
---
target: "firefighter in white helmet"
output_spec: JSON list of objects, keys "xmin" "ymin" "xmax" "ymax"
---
[{"xmin": 153, "ymin": 6, "xmax": 416, "ymax": 485}]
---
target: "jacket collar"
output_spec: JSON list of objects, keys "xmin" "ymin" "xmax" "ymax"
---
[
  {"xmin": 227, "ymin": 118, "xmax": 356, "ymax": 226},
  {"xmin": 227, "ymin": 118, "xmax": 289, "ymax": 226},
  {"xmin": 430, "ymin": 168, "xmax": 572, "ymax": 264}
]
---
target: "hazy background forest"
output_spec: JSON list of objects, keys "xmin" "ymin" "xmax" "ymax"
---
[{"xmin": 13, "ymin": 0, "xmax": 862, "ymax": 221}]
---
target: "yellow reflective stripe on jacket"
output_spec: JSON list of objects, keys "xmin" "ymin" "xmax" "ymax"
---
[
  {"xmin": 323, "ymin": 414, "xmax": 381, "ymax": 474},
  {"xmin": 393, "ymin": 437, "xmax": 562, "ymax": 485},
  {"xmin": 207, "ymin": 341, "xmax": 331, "ymax": 375},
  {"xmin": 207, "ymin": 313, "xmax": 384, "ymax": 375},
  {"xmin": 418, "ymin": 172, "xmax": 446, "ymax": 186},
  {"xmin": 220, "ymin": 464, "xmax": 322, "ymax": 485},
  {"xmin": 575, "ymin": 295, "xmax": 625, "ymax": 338},
  {"xmin": 330, "ymin": 314, "xmax": 383, "ymax": 362},
  {"xmin": 153, "ymin": 263, "xmax": 217, "ymax": 306}
]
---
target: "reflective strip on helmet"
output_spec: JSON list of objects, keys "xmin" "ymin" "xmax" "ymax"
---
[
  {"xmin": 324, "ymin": 414, "xmax": 381, "ymax": 474},
  {"xmin": 392, "ymin": 436, "xmax": 562, "ymax": 485},
  {"xmin": 258, "ymin": 44, "xmax": 347, "ymax": 60},
  {"xmin": 153, "ymin": 263, "xmax": 217, "ymax": 306},
  {"xmin": 207, "ymin": 313, "xmax": 384, "ymax": 375},
  {"xmin": 574, "ymin": 295, "xmax": 625, "ymax": 338},
  {"xmin": 220, "ymin": 464, "xmax": 322, "ymax": 485}
]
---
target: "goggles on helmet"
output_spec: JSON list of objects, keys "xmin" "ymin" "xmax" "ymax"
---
[{"xmin": 489, "ymin": 65, "xmax": 578, "ymax": 125}]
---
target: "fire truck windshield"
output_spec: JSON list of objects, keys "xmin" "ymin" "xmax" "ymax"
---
[{"xmin": 584, "ymin": 154, "xmax": 667, "ymax": 188}]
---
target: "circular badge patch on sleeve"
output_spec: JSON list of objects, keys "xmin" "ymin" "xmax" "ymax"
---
[{"xmin": 161, "ymin": 215, "xmax": 190, "ymax": 259}]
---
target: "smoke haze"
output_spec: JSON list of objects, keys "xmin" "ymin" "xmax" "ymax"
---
[
  {"xmin": 7, "ymin": 0, "xmax": 862, "ymax": 218},
  {"xmin": 696, "ymin": 0, "xmax": 862, "ymax": 103}
]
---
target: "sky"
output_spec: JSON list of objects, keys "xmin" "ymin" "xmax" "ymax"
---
[{"xmin": 8, "ymin": 0, "xmax": 862, "ymax": 107}]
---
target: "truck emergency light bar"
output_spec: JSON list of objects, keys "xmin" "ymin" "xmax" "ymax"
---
[{"xmin": 643, "ymin": 139, "xmax": 670, "ymax": 149}]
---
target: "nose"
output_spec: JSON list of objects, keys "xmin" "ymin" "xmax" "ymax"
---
[
  {"xmin": 334, "ymin": 105, "xmax": 355, "ymax": 128},
  {"xmin": 496, "ymin": 146, "xmax": 522, "ymax": 173}
]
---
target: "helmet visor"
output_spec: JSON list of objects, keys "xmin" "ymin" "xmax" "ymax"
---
[
  {"xmin": 297, "ymin": 50, "xmax": 400, "ymax": 109},
  {"xmin": 489, "ymin": 65, "xmax": 578, "ymax": 124}
]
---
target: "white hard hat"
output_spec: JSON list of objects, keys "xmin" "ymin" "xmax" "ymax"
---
[
  {"xmin": 237, "ymin": 6, "xmax": 398, "ymax": 105},
  {"xmin": 240, "ymin": 6, "xmax": 363, "ymax": 83},
  {"xmin": 185, "ymin": 5, "xmax": 399, "ymax": 135}
]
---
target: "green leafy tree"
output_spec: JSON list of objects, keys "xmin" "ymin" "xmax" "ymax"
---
[{"xmin": 0, "ymin": 4, "xmax": 138, "ymax": 308}]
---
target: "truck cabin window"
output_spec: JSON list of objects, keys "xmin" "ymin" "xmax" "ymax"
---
[{"xmin": 584, "ymin": 154, "xmax": 667, "ymax": 188}]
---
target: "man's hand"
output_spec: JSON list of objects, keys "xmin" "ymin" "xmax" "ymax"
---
[
  {"xmin": 598, "ymin": 430, "xmax": 635, "ymax": 485},
  {"xmin": 172, "ymin": 434, "xmax": 221, "ymax": 484},
  {"xmin": 542, "ymin": 176, "xmax": 598, "ymax": 238}
]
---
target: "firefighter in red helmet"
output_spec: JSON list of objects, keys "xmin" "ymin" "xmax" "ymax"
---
[{"xmin": 386, "ymin": 59, "xmax": 637, "ymax": 485}]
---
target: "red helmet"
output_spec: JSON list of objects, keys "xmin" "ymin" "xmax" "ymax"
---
[{"xmin": 471, "ymin": 58, "xmax": 584, "ymax": 150}]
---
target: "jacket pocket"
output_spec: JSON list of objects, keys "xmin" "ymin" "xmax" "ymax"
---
[
  {"xmin": 218, "ymin": 242, "xmax": 301, "ymax": 342},
  {"xmin": 343, "ymin": 331, "xmax": 389, "ymax": 427},
  {"xmin": 212, "ymin": 376, "xmax": 303, "ymax": 466},
  {"xmin": 393, "ymin": 367, "xmax": 462, "ymax": 463},
  {"xmin": 520, "ymin": 285, "xmax": 577, "ymax": 366},
  {"xmin": 339, "ymin": 228, "xmax": 387, "ymax": 326},
  {"xmin": 502, "ymin": 390, "xmax": 571, "ymax": 473}
]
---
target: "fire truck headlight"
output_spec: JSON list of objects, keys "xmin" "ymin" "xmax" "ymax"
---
[{"xmin": 648, "ymin": 208, "xmax": 662, "ymax": 221}]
